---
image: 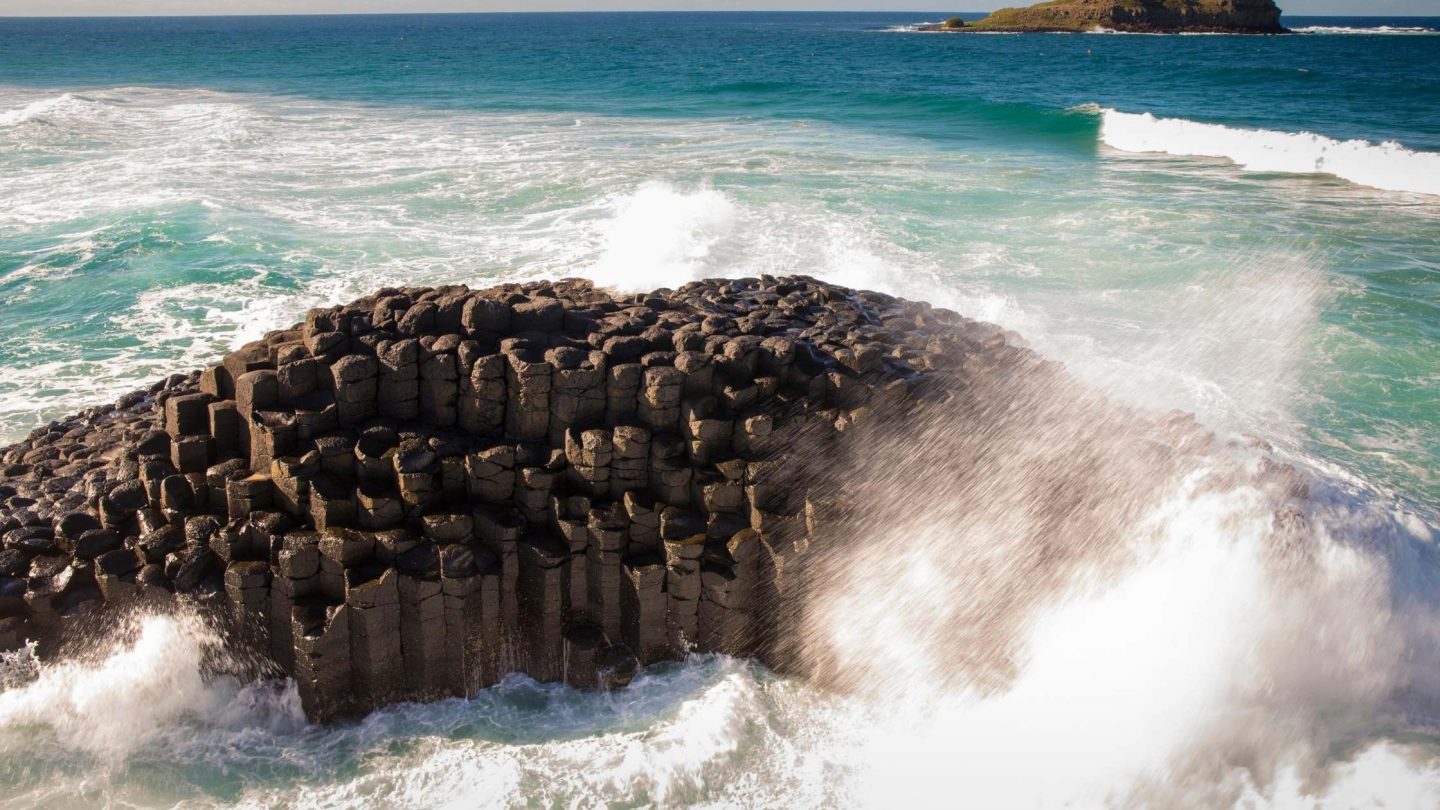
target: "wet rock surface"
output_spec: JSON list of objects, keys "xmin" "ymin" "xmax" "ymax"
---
[{"xmin": 0, "ymin": 274, "xmax": 1262, "ymax": 722}]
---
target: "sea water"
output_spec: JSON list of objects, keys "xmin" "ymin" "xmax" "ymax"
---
[{"xmin": 0, "ymin": 12, "xmax": 1438, "ymax": 808}]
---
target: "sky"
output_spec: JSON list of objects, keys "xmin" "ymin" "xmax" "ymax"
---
[{"xmin": 1, "ymin": 0, "xmax": 1437, "ymax": 16}]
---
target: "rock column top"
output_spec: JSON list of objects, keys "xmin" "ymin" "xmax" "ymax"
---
[{"xmin": 0, "ymin": 274, "xmax": 1021, "ymax": 721}]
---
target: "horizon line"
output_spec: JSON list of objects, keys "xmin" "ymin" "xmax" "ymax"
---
[{"xmin": 0, "ymin": 9, "xmax": 1431, "ymax": 20}]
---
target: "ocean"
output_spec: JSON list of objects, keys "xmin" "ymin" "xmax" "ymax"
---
[{"xmin": 0, "ymin": 11, "xmax": 1438, "ymax": 808}]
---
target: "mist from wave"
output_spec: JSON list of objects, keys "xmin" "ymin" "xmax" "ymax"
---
[
  {"xmin": 4, "ymin": 377, "xmax": 1440, "ymax": 808},
  {"xmin": 2, "ymin": 266, "xmax": 1439, "ymax": 806},
  {"xmin": 817, "ymin": 447, "xmax": 1440, "ymax": 809}
]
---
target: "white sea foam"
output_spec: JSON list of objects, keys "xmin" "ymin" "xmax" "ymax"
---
[
  {"xmin": 1086, "ymin": 27, "xmax": 1183, "ymax": 35},
  {"xmin": 0, "ymin": 93, "xmax": 91, "ymax": 127},
  {"xmin": 0, "ymin": 619, "xmax": 852, "ymax": 807},
  {"xmin": 1083, "ymin": 24, "xmax": 1439, "ymax": 36},
  {"xmin": 0, "ymin": 614, "xmax": 261, "ymax": 763},
  {"xmin": 4, "ymin": 454, "xmax": 1437, "ymax": 808},
  {"xmin": 1099, "ymin": 107, "xmax": 1440, "ymax": 195},
  {"xmin": 1293, "ymin": 25, "xmax": 1440, "ymax": 35},
  {"xmin": 2, "ymin": 83, "xmax": 1440, "ymax": 805},
  {"xmin": 589, "ymin": 182, "xmax": 739, "ymax": 291},
  {"xmin": 583, "ymin": 180, "xmax": 925, "ymax": 298},
  {"xmin": 0, "ymin": 84, "xmax": 1429, "ymax": 455},
  {"xmin": 881, "ymin": 22, "xmax": 934, "ymax": 33},
  {"xmin": 1, "ymin": 233, "xmax": 1437, "ymax": 807},
  {"xmin": 805, "ymin": 391, "xmax": 1440, "ymax": 808}
]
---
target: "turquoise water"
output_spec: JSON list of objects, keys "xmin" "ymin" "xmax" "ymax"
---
[
  {"xmin": 1, "ymin": 13, "xmax": 1437, "ymax": 506},
  {"xmin": 2, "ymin": 13, "xmax": 1440, "ymax": 808}
]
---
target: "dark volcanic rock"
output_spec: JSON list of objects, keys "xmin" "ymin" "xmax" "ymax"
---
[{"xmin": 0, "ymin": 274, "xmax": 1254, "ymax": 723}]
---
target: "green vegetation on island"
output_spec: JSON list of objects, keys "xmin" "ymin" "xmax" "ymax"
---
[{"xmin": 920, "ymin": 0, "xmax": 1286, "ymax": 34}]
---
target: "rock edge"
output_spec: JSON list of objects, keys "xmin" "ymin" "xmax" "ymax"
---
[{"xmin": 0, "ymin": 274, "xmax": 1016, "ymax": 721}]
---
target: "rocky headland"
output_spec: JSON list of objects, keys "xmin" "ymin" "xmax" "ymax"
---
[
  {"xmin": 0, "ymin": 275, "xmax": 1306, "ymax": 722},
  {"xmin": 921, "ymin": 0, "xmax": 1287, "ymax": 33}
]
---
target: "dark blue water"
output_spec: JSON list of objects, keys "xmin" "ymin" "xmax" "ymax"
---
[{"xmin": 1, "ymin": 13, "xmax": 1438, "ymax": 148}]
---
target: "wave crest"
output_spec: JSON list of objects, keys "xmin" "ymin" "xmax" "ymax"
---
[
  {"xmin": 1098, "ymin": 108, "xmax": 1440, "ymax": 195},
  {"xmin": 0, "ymin": 93, "xmax": 104, "ymax": 127},
  {"xmin": 1293, "ymin": 25, "xmax": 1439, "ymax": 35}
]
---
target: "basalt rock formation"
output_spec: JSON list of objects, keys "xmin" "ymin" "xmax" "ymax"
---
[
  {"xmin": 0, "ymin": 275, "xmax": 1308, "ymax": 722},
  {"xmin": 0, "ymin": 276, "xmax": 1008, "ymax": 720},
  {"xmin": 922, "ymin": 0, "xmax": 1286, "ymax": 33}
]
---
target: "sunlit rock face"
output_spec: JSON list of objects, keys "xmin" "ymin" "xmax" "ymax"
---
[
  {"xmin": 0, "ymin": 275, "xmax": 1309, "ymax": 723},
  {"xmin": 948, "ymin": 0, "xmax": 1287, "ymax": 33}
]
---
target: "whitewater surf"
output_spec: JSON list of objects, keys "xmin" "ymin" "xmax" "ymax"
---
[
  {"xmin": 1097, "ymin": 107, "xmax": 1440, "ymax": 196},
  {"xmin": 2, "ymin": 11, "xmax": 1439, "ymax": 808}
]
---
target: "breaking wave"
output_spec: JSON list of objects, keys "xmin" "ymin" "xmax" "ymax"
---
[
  {"xmin": 1292, "ymin": 25, "xmax": 1440, "ymax": 35},
  {"xmin": 2, "ymin": 82, "xmax": 1440, "ymax": 807},
  {"xmin": 4, "ymin": 424, "xmax": 1440, "ymax": 807},
  {"xmin": 0, "ymin": 92, "xmax": 96, "ymax": 127},
  {"xmin": 1098, "ymin": 107, "xmax": 1440, "ymax": 195},
  {"xmin": 814, "ymin": 424, "xmax": 1440, "ymax": 807},
  {"xmin": 0, "ymin": 619, "xmax": 853, "ymax": 807}
]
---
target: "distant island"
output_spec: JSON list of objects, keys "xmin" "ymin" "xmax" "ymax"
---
[{"xmin": 921, "ymin": 0, "xmax": 1287, "ymax": 34}]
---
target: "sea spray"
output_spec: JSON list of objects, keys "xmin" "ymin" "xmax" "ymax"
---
[
  {"xmin": 0, "ymin": 641, "xmax": 38, "ymax": 691},
  {"xmin": 590, "ymin": 182, "xmax": 739, "ymax": 292},
  {"xmin": 1009, "ymin": 252, "xmax": 1332, "ymax": 452},
  {"xmin": 1, "ymin": 460, "xmax": 1437, "ymax": 807},
  {"xmin": 0, "ymin": 642, "xmax": 848, "ymax": 807},
  {"xmin": 584, "ymin": 180, "xmax": 920, "ymax": 298},
  {"xmin": 789, "ymin": 329, "xmax": 1440, "ymax": 806},
  {"xmin": 0, "ymin": 612, "xmax": 234, "ymax": 762},
  {"xmin": 0, "ymin": 170, "xmax": 1435, "ymax": 810},
  {"xmin": 835, "ymin": 469, "xmax": 1440, "ymax": 807}
]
